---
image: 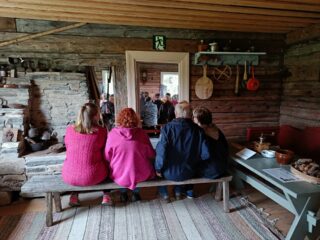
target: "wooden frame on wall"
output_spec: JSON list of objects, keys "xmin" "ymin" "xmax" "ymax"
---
[{"xmin": 125, "ymin": 50, "xmax": 189, "ymax": 111}]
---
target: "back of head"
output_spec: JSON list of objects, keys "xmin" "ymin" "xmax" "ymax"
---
[
  {"xmin": 145, "ymin": 96, "xmax": 151, "ymax": 102},
  {"xmin": 109, "ymin": 94, "xmax": 114, "ymax": 103},
  {"xmin": 175, "ymin": 101, "xmax": 191, "ymax": 118},
  {"xmin": 193, "ymin": 106, "xmax": 212, "ymax": 125},
  {"xmin": 75, "ymin": 102, "xmax": 100, "ymax": 134},
  {"xmin": 101, "ymin": 93, "xmax": 107, "ymax": 100},
  {"xmin": 116, "ymin": 108, "xmax": 139, "ymax": 128}
]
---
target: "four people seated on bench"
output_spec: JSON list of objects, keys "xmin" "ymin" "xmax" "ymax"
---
[{"xmin": 62, "ymin": 101, "xmax": 228, "ymax": 206}]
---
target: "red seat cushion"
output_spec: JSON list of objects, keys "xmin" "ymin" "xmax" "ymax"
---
[
  {"xmin": 302, "ymin": 127, "xmax": 320, "ymax": 161},
  {"xmin": 277, "ymin": 125, "xmax": 303, "ymax": 154}
]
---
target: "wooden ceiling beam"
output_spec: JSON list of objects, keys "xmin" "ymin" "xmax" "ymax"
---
[
  {"xmin": 1, "ymin": 7, "xmax": 299, "ymax": 32},
  {"xmin": 55, "ymin": 0, "xmax": 320, "ymax": 18},
  {"xmin": 173, "ymin": 0, "xmax": 320, "ymax": 12},
  {"xmin": 0, "ymin": 0, "xmax": 320, "ymax": 26},
  {"xmin": 0, "ymin": 9, "xmax": 288, "ymax": 33},
  {"xmin": 0, "ymin": 2, "xmax": 310, "ymax": 29},
  {"xmin": 275, "ymin": 0, "xmax": 320, "ymax": 5},
  {"xmin": 3, "ymin": 0, "xmax": 319, "ymax": 25},
  {"xmin": 3, "ymin": 0, "xmax": 320, "ymax": 19}
]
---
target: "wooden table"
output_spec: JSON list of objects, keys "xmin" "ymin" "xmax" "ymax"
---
[{"xmin": 230, "ymin": 150, "xmax": 320, "ymax": 240}]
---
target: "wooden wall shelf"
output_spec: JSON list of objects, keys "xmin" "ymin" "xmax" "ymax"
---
[{"xmin": 194, "ymin": 51, "xmax": 266, "ymax": 66}]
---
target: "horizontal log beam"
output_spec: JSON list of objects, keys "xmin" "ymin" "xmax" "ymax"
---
[
  {"xmin": 286, "ymin": 23, "xmax": 320, "ymax": 45},
  {"xmin": 0, "ymin": 17, "xmax": 16, "ymax": 32},
  {"xmin": 0, "ymin": 22, "xmax": 86, "ymax": 48}
]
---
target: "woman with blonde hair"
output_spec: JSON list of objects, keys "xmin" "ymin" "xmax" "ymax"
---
[
  {"xmin": 62, "ymin": 102, "xmax": 109, "ymax": 206},
  {"xmin": 105, "ymin": 108, "xmax": 155, "ymax": 202}
]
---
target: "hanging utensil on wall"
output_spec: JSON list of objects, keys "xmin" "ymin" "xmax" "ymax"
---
[
  {"xmin": 247, "ymin": 66, "xmax": 260, "ymax": 91},
  {"xmin": 241, "ymin": 60, "xmax": 248, "ymax": 89},
  {"xmin": 195, "ymin": 65, "xmax": 213, "ymax": 99},
  {"xmin": 234, "ymin": 64, "xmax": 240, "ymax": 96},
  {"xmin": 212, "ymin": 65, "xmax": 232, "ymax": 83}
]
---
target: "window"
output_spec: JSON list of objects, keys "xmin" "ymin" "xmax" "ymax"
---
[
  {"xmin": 160, "ymin": 72, "xmax": 179, "ymax": 97},
  {"xmin": 102, "ymin": 69, "xmax": 114, "ymax": 95}
]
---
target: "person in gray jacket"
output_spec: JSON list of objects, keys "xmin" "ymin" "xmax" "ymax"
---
[{"xmin": 141, "ymin": 97, "xmax": 158, "ymax": 127}]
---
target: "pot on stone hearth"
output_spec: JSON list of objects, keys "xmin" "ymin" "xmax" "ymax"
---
[{"xmin": 28, "ymin": 125, "xmax": 38, "ymax": 138}]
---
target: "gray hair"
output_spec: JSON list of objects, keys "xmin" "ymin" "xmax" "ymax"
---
[{"xmin": 175, "ymin": 101, "xmax": 191, "ymax": 118}]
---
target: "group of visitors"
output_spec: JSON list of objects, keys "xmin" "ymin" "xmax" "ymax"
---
[
  {"xmin": 62, "ymin": 100, "xmax": 228, "ymax": 206},
  {"xmin": 140, "ymin": 92, "xmax": 176, "ymax": 127}
]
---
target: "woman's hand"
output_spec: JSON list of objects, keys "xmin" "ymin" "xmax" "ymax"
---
[{"xmin": 156, "ymin": 172, "xmax": 162, "ymax": 178}]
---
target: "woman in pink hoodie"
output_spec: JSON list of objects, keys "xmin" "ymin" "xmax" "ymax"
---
[
  {"xmin": 62, "ymin": 102, "xmax": 109, "ymax": 206},
  {"xmin": 105, "ymin": 108, "xmax": 156, "ymax": 202}
]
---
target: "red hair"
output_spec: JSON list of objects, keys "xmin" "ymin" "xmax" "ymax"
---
[{"xmin": 116, "ymin": 108, "xmax": 140, "ymax": 128}]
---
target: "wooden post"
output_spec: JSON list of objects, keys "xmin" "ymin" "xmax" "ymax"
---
[
  {"xmin": 223, "ymin": 181, "xmax": 230, "ymax": 213},
  {"xmin": 214, "ymin": 182, "xmax": 223, "ymax": 201},
  {"xmin": 0, "ymin": 22, "xmax": 86, "ymax": 48},
  {"xmin": 46, "ymin": 192, "xmax": 53, "ymax": 227},
  {"xmin": 53, "ymin": 193, "xmax": 62, "ymax": 212}
]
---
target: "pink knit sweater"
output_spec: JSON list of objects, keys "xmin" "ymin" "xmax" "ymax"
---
[{"xmin": 62, "ymin": 125, "xmax": 108, "ymax": 186}]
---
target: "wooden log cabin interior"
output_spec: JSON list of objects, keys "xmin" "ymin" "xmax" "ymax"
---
[{"xmin": 0, "ymin": 1, "xmax": 319, "ymax": 239}]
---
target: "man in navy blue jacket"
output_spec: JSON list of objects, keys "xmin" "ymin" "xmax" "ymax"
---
[{"xmin": 155, "ymin": 101, "xmax": 210, "ymax": 201}]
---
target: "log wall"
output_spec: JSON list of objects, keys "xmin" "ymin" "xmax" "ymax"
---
[
  {"xmin": 0, "ymin": 18, "xmax": 285, "ymax": 141},
  {"xmin": 281, "ymin": 28, "xmax": 320, "ymax": 128}
]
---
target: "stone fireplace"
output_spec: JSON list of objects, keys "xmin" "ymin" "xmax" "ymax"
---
[{"xmin": 0, "ymin": 71, "xmax": 89, "ymax": 200}]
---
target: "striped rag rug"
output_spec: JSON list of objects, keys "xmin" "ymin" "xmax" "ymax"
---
[{"xmin": 0, "ymin": 194, "xmax": 280, "ymax": 240}]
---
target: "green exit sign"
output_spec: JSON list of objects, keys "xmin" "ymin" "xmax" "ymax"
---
[{"xmin": 153, "ymin": 35, "xmax": 166, "ymax": 51}]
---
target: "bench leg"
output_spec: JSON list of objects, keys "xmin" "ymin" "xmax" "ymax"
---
[
  {"xmin": 53, "ymin": 193, "xmax": 62, "ymax": 212},
  {"xmin": 214, "ymin": 182, "xmax": 223, "ymax": 201},
  {"xmin": 46, "ymin": 192, "xmax": 53, "ymax": 227},
  {"xmin": 222, "ymin": 181, "xmax": 230, "ymax": 213}
]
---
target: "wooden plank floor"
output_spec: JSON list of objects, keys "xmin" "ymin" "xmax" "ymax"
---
[{"xmin": 0, "ymin": 185, "xmax": 293, "ymax": 238}]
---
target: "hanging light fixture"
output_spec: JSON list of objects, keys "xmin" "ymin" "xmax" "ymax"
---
[{"xmin": 141, "ymin": 71, "xmax": 147, "ymax": 84}]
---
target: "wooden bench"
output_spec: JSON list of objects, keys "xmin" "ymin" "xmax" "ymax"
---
[{"xmin": 21, "ymin": 175, "xmax": 233, "ymax": 227}]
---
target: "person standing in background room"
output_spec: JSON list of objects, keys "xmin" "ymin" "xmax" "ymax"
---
[
  {"xmin": 155, "ymin": 101, "xmax": 209, "ymax": 202},
  {"xmin": 158, "ymin": 93, "xmax": 175, "ymax": 124},
  {"xmin": 141, "ymin": 97, "xmax": 158, "ymax": 128},
  {"xmin": 62, "ymin": 103, "xmax": 110, "ymax": 206},
  {"xmin": 193, "ymin": 106, "xmax": 228, "ymax": 179},
  {"xmin": 100, "ymin": 94, "xmax": 115, "ymax": 131},
  {"xmin": 105, "ymin": 108, "xmax": 156, "ymax": 203},
  {"xmin": 152, "ymin": 93, "xmax": 163, "ymax": 111},
  {"xmin": 140, "ymin": 91, "xmax": 146, "ymax": 115}
]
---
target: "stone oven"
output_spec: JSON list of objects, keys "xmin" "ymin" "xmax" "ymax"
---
[{"xmin": 0, "ymin": 71, "xmax": 89, "ymax": 200}]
